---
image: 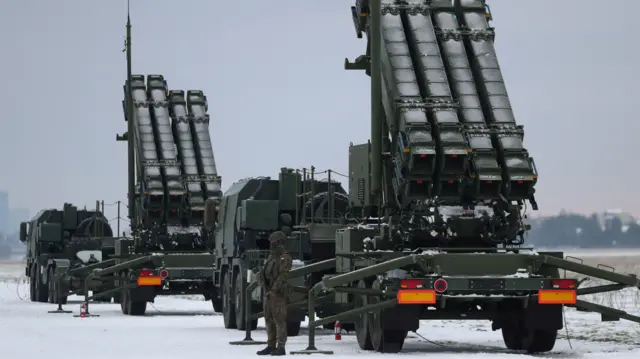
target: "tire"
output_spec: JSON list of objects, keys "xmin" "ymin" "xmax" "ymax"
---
[
  {"xmin": 29, "ymin": 268, "xmax": 36, "ymax": 302},
  {"xmin": 222, "ymin": 270, "xmax": 237, "ymax": 329},
  {"xmin": 234, "ymin": 270, "xmax": 258, "ymax": 330},
  {"xmin": 120, "ymin": 290, "xmax": 129, "ymax": 314},
  {"xmin": 368, "ymin": 280, "xmax": 406, "ymax": 353},
  {"xmin": 287, "ymin": 321, "xmax": 302, "ymax": 337},
  {"xmin": 211, "ymin": 296, "xmax": 222, "ymax": 313},
  {"xmin": 47, "ymin": 267, "xmax": 67, "ymax": 304},
  {"xmin": 501, "ymin": 313, "xmax": 558, "ymax": 353},
  {"xmin": 355, "ymin": 279, "xmax": 373, "ymax": 350},
  {"xmin": 47, "ymin": 268, "xmax": 55, "ymax": 304},
  {"xmin": 35, "ymin": 266, "xmax": 48, "ymax": 303}
]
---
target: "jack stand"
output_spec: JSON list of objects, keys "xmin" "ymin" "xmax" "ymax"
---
[
  {"xmin": 229, "ymin": 331, "xmax": 267, "ymax": 346},
  {"xmin": 48, "ymin": 279, "xmax": 72, "ymax": 314},
  {"xmin": 48, "ymin": 301, "xmax": 72, "ymax": 314},
  {"xmin": 229, "ymin": 278, "xmax": 267, "ymax": 346},
  {"xmin": 290, "ymin": 293, "xmax": 333, "ymax": 355}
]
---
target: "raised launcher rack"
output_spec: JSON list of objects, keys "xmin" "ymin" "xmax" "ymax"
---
[
  {"xmin": 124, "ymin": 74, "xmax": 166, "ymax": 224},
  {"xmin": 168, "ymin": 90, "xmax": 207, "ymax": 223},
  {"xmin": 347, "ymin": 0, "xmax": 538, "ymax": 210},
  {"xmin": 453, "ymin": 0, "xmax": 538, "ymax": 206},
  {"xmin": 186, "ymin": 90, "xmax": 223, "ymax": 205},
  {"xmin": 146, "ymin": 75, "xmax": 187, "ymax": 224}
]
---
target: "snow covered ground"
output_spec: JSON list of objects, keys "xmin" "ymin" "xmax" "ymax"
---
[{"xmin": 1, "ymin": 260, "xmax": 639, "ymax": 358}]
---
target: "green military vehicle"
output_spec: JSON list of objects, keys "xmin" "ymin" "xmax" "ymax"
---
[
  {"xmin": 230, "ymin": 0, "xmax": 640, "ymax": 355},
  {"xmin": 20, "ymin": 203, "xmax": 115, "ymax": 304},
  {"xmin": 36, "ymin": 16, "xmax": 221, "ymax": 317},
  {"xmin": 210, "ymin": 167, "xmax": 350, "ymax": 335},
  {"xmin": 106, "ymin": 17, "xmax": 220, "ymax": 316}
]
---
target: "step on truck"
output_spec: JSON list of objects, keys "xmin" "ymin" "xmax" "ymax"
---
[{"xmin": 228, "ymin": 0, "xmax": 640, "ymax": 354}]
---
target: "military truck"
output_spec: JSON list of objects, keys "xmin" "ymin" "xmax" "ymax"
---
[
  {"xmin": 20, "ymin": 203, "xmax": 115, "ymax": 304},
  {"xmin": 229, "ymin": 0, "xmax": 640, "ymax": 355},
  {"xmin": 210, "ymin": 167, "xmax": 350, "ymax": 335},
  {"xmin": 35, "ymin": 16, "xmax": 222, "ymax": 317}
]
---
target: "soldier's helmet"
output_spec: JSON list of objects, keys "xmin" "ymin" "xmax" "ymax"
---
[{"xmin": 268, "ymin": 231, "xmax": 287, "ymax": 246}]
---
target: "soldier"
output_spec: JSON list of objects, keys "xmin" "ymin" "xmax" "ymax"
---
[{"xmin": 257, "ymin": 231, "xmax": 293, "ymax": 356}]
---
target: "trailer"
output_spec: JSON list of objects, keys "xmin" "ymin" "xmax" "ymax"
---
[{"xmin": 229, "ymin": 0, "xmax": 640, "ymax": 354}]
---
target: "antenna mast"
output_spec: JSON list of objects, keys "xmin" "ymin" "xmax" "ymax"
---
[{"xmin": 125, "ymin": 0, "xmax": 137, "ymax": 232}]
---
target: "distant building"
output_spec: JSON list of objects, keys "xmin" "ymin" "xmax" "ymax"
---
[{"xmin": 0, "ymin": 191, "xmax": 8, "ymax": 233}]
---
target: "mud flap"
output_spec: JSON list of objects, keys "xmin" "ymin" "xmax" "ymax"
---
[
  {"xmin": 129, "ymin": 286, "xmax": 156, "ymax": 303},
  {"xmin": 524, "ymin": 302, "xmax": 563, "ymax": 330},
  {"xmin": 382, "ymin": 304, "xmax": 421, "ymax": 332}
]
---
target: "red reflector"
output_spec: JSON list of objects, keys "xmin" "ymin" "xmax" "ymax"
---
[
  {"xmin": 159, "ymin": 269, "xmax": 169, "ymax": 279},
  {"xmin": 486, "ymin": 180, "xmax": 492, "ymax": 184},
  {"xmin": 419, "ymin": 154, "xmax": 427, "ymax": 158},
  {"xmin": 400, "ymin": 279, "xmax": 423, "ymax": 289},
  {"xmin": 450, "ymin": 154, "xmax": 457, "ymax": 158},
  {"xmin": 447, "ymin": 180, "xmax": 454, "ymax": 184},
  {"xmin": 434, "ymin": 279, "xmax": 448, "ymax": 293},
  {"xmin": 139, "ymin": 269, "xmax": 154, "ymax": 277},
  {"xmin": 517, "ymin": 180, "xmax": 524, "ymax": 184},
  {"xmin": 416, "ymin": 180, "xmax": 423, "ymax": 184},
  {"xmin": 552, "ymin": 279, "xmax": 576, "ymax": 289}
]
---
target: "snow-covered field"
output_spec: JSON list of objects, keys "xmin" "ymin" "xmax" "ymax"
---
[{"xmin": 1, "ymin": 258, "xmax": 639, "ymax": 358}]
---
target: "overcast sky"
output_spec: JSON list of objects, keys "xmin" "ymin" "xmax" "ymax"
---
[{"xmin": 1, "ymin": 0, "xmax": 639, "ymax": 223}]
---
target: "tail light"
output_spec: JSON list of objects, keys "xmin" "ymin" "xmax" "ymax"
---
[
  {"xmin": 552, "ymin": 279, "xmax": 576, "ymax": 289},
  {"xmin": 139, "ymin": 269, "xmax": 154, "ymax": 277},
  {"xmin": 400, "ymin": 279, "xmax": 423, "ymax": 289}
]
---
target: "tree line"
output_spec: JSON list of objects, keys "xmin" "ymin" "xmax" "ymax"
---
[{"xmin": 525, "ymin": 213, "xmax": 640, "ymax": 248}]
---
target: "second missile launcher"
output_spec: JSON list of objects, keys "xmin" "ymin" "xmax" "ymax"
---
[{"xmin": 348, "ymin": 0, "xmax": 538, "ymax": 247}]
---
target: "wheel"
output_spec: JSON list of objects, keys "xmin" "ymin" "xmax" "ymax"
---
[
  {"xmin": 234, "ymin": 269, "xmax": 258, "ymax": 330},
  {"xmin": 355, "ymin": 279, "xmax": 373, "ymax": 350},
  {"xmin": 222, "ymin": 270, "xmax": 237, "ymax": 329},
  {"xmin": 211, "ymin": 293, "xmax": 222, "ymax": 313},
  {"xmin": 287, "ymin": 320, "xmax": 302, "ymax": 336},
  {"xmin": 47, "ymin": 268, "xmax": 55, "ymax": 303},
  {"xmin": 501, "ymin": 314, "xmax": 558, "ymax": 353},
  {"xmin": 47, "ymin": 268, "xmax": 67, "ymax": 304},
  {"xmin": 34, "ymin": 266, "xmax": 48, "ymax": 303},
  {"xmin": 368, "ymin": 280, "xmax": 406, "ymax": 353},
  {"xmin": 29, "ymin": 268, "xmax": 36, "ymax": 302},
  {"xmin": 120, "ymin": 290, "xmax": 129, "ymax": 314}
]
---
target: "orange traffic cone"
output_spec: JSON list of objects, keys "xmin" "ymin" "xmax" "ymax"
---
[
  {"xmin": 334, "ymin": 320, "xmax": 341, "ymax": 340},
  {"xmin": 79, "ymin": 302, "xmax": 87, "ymax": 318}
]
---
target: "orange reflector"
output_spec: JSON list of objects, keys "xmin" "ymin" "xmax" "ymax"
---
[
  {"xmin": 538, "ymin": 290, "xmax": 576, "ymax": 305},
  {"xmin": 397, "ymin": 289, "xmax": 436, "ymax": 305},
  {"xmin": 137, "ymin": 276, "xmax": 162, "ymax": 286}
]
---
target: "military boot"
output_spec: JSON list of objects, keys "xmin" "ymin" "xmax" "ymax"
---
[
  {"xmin": 256, "ymin": 346, "xmax": 276, "ymax": 355},
  {"xmin": 270, "ymin": 346, "xmax": 286, "ymax": 356}
]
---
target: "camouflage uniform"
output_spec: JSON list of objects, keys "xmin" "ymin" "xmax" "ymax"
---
[{"xmin": 257, "ymin": 231, "xmax": 292, "ymax": 356}]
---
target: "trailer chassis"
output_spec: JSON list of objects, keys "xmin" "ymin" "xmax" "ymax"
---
[{"xmin": 229, "ymin": 248, "xmax": 640, "ymax": 354}]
